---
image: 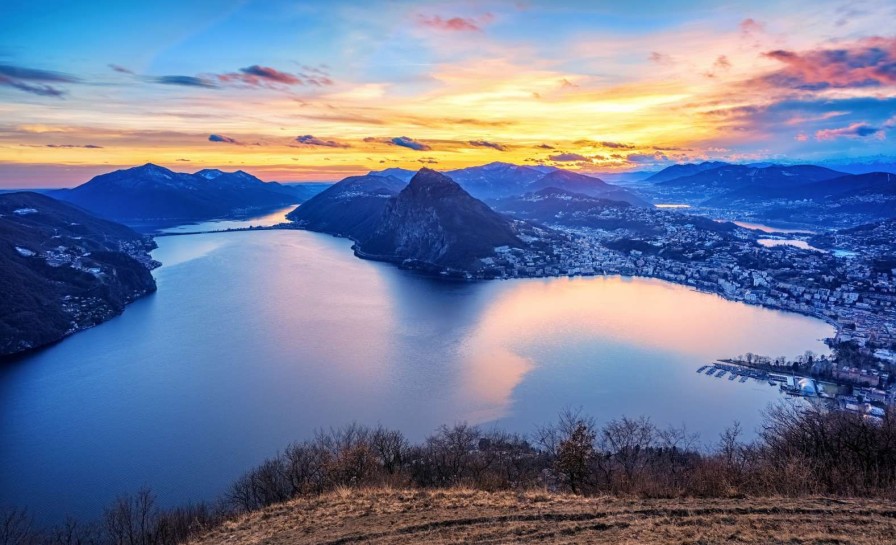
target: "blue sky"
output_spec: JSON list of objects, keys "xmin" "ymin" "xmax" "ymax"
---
[{"xmin": 1, "ymin": 0, "xmax": 895, "ymax": 185}]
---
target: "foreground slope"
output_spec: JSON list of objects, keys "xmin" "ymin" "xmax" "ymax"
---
[
  {"xmin": 0, "ymin": 192, "xmax": 157, "ymax": 357},
  {"xmin": 192, "ymin": 488, "xmax": 896, "ymax": 545}
]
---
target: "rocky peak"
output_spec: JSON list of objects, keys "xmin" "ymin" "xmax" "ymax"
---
[{"xmin": 403, "ymin": 168, "xmax": 467, "ymax": 199}]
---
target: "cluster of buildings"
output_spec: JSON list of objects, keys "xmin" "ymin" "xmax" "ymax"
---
[{"xmin": 480, "ymin": 202, "xmax": 896, "ymax": 395}]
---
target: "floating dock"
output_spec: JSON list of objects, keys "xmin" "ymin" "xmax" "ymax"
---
[{"xmin": 696, "ymin": 362, "xmax": 795, "ymax": 390}]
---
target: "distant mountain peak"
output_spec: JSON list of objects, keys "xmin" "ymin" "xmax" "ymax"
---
[
  {"xmin": 481, "ymin": 161, "xmax": 519, "ymax": 170},
  {"xmin": 135, "ymin": 162, "xmax": 172, "ymax": 173},
  {"xmin": 405, "ymin": 168, "xmax": 465, "ymax": 196},
  {"xmin": 195, "ymin": 168, "xmax": 225, "ymax": 180}
]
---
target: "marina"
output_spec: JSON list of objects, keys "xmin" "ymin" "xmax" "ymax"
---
[{"xmin": 696, "ymin": 361, "xmax": 792, "ymax": 388}]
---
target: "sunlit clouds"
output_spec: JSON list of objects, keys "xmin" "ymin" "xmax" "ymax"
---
[{"xmin": 1, "ymin": 0, "xmax": 895, "ymax": 186}]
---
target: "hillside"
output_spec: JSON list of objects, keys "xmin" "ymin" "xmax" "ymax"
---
[
  {"xmin": 191, "ymin": 488, "xmax": 896, "ymax": 545},
  {"xmin": 526, "ymin": 170, "xmax": 650, "ymax": 206},
  {"xmin": 0, "ymin": 192, "xmax": 157, "ymax": 357},
  {"xmin": 286, "ymin": 174, "xmax": 406, "ymax": 240},
  {"xmin": 706, "ymin": 171, "xmax": 896, "ymax": 226},
  {"xmin": 645, "ymin": 161, "xmax": 731, "ymax": 182},
  {"xmin": 54, "ymin": 164, "xmax": 310, "ymax": 228},
  {"xmin": 656, "ymin": 164, "xmax": 845, "ymax": 198}
]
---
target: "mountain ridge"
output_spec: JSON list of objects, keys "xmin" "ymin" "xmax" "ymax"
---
[{"xmin": 53, "ymin": 163, "xmax": 320, "ymax": 228}]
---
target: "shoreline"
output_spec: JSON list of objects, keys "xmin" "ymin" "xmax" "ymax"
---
[{"xmin": 153, "ymin": 223, "xmax": 845, "ymax": 340}]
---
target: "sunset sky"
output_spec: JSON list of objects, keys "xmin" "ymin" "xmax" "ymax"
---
[{"xmin": 1, "ymin": 0, "xmax": 895, "ymax": 186}]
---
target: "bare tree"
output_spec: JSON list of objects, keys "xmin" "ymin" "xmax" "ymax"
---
[
  {"xmin": 0, "ymin": 507, "xmax": 36, "ymax": 545},
  {"xmin": 371, "ymin": 426, "xmax": 409, "ymax": 476},
  {"xmin": 104, "ymin": 487, "xmax": 157, "ymax": 545}
]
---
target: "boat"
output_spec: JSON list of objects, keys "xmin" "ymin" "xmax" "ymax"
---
[
  {"xmin": 716, "ymin": 370, "xmax": 727, "ymax": 378},
  {"xmin": 728, "ymin": 374, "xmax": 737, "ymax": 380},
  {"xmin": 705, "ymin": 367, "xmax": 717, "ymax": 375},
  {"xmin": 697, "ymin": 365, "xmax": 708, "ymax": 373},
  {"xmin": 739, "ymin": 376, "xmax": 749, "ymax": 383}
]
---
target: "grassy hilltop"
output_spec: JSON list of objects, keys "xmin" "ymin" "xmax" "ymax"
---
[{"xmin": 192, "ymin": 488, "xmax": 896, "ymax": 545}]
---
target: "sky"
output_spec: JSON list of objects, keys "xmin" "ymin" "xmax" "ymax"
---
[{"xmin": 1, "ymin": 0, "xmax": 895, "ymax": 187}]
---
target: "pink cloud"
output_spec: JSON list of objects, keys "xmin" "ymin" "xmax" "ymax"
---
[
  {"xmin": 739, "ymin": 18, "xmax": 765, "ymax": 37},
  {"xmin": 418, "ymin": 13, "xmax": 493, "ymax": 32},
  {"xmin": 214, "ymin": 65, "xmax": 332, "ymax": 88},
  {"xmin": 761, "ymin": 37, "xmax": 896, "ymax": 90},
  {"xmin": 815, "ymin": 122, "xmax": 885, "ymax": 141}
]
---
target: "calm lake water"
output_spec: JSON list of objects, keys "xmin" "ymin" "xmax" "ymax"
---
[
  {"xmin": 158, "ymin": 205, "xmax": 296, "ymax": 234},
  {"xmin": 731, "ymin": 221, "xmax": 817, "ymax": 234},
  {"xmin": 757, "ymin": 238, "xmax": 825, "ymax": 252},
  {"xmin": 1, "ymin": 229, "xmax": 834, "ymax": 522}
]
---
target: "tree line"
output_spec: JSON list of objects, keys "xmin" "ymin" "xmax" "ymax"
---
[{"xmin": 4, "ymin": 401, "xmax": 896, "ymax": 545}]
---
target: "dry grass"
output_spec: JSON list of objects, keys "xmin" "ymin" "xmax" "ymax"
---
[{"xmin": 190, "ymin": 488, "xmax": 896, "ymax": 544}]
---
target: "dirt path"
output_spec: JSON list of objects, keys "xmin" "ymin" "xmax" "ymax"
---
[{"xmin": 191, "ymin": 488, "xmax": 896, "ymax": 544}]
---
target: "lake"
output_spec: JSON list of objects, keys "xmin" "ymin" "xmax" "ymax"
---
[
  {"xmin": 757, "ymin": 238, "xmax": 825, "ymax": 252},
  {"xmin": 157, "ymin": 205, "xmax": 296, "ymax": 234},
  {"xmin": 731, "ymin": 221, "xmax": 817, "ymax": 234},
  {"xmin": 0, "ymin": 229, "xmax": 834, "ymax": 522}
]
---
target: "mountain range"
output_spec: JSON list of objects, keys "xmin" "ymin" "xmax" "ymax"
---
[
  {"xmin": 52, "ymin": 163, "xmax": 325, "ymax": 228},
  {"xmin": 654, "ymin": 164, "xmax": 846, "ymax": 197},
  {"xmin": 645, "ymin": 162, "xmax": 896, "ymax": 226},
  {"xmin": 0, "ymin": 192, "xmax": 157, "ymax": 357},
  {"xmin": 494, "ymin": 187, "xmax": 739, "ymax": 236},
  {"xmin": 369, "ymin": 162, "xmax": 647, "ymax": 205}
]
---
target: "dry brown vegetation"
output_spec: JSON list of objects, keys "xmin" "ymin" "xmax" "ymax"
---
[
  {"xmin": 191, "ymin": 487, "xmax": 896, "ymax": 545},
  {"xmin": 7, "ymin": 404, "xmax": 896, "ymax": 545}
]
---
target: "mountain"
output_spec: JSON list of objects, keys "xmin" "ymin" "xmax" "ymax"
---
[
  {"xmin": 709, "ymin": 171, "xmax": 896, "ymax": 203},
  {"xmin": 494, "ymin": 187, "xmax": 737, "ymax": 236},
  {"xmin": 279, "ymin": 182, "xmax": 332, "ymax": 202},
  {"xmin": 494, "ymin": 187, "xmax": 633, "ymax": 224},
  {"xmin": 369, "ymin": 162, "xmax": 650, "ymax": 205},
  {"xmin": 370, "ymin": 168, "xmax": 416, "ymax": 183},
  {"xmin": 443, "ymin": 162, "xmax": 546, "ymax": 199},
  {"xmin": 357, "ymin": 168, "xmax": 523, "ymax": 269},
  {"xmin": 717, "ymin": 171, "xmax": 896, "ymax": 226},
  {"xmin": 645, "ymin": 161, "xmax": 731, "ymax": 182},
  {"xmin": 0, "ymin": 192, "xmax": 157, "ymax": 358},
  {"xmin": 286, "ymin": 174, "xmax": 406, "ymax": 240},
  {"xmin": 657, "ymin": 164, "xmax": 845, "ymax": 195},
  {"xmin": 53, "ymin": 164, "xmax": 311, "ymax": 228},
  {"xmin": 526, "ymin": 170, "xmax": 650, "ymax": 206}
]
